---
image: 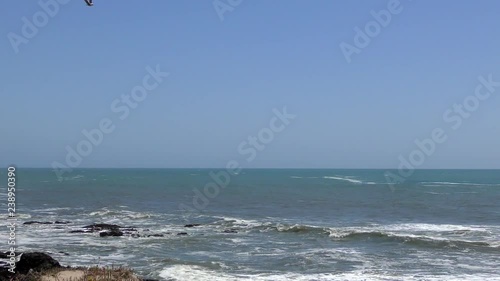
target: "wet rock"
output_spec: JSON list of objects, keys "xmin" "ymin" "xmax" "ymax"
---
[
  {"xmin": 70, "ymin": 224, "xmax": 138, "ymax": 237},
  {"xmin": 223, "ymin": 229, "xmax": 238, "ymax": 233},
  {"xmin": 83, "ymin": 223, "xmax": 121, "ymax": 230},
  {"xmin": 24, "ymin": 221, "xmax": 53, "ymax": 225},
  {"xmin": 0, "ymin": 268, "xmax": 10, "ymax": 281},
  {"xmin": 177, "ymin": 232, "xmax": 188, "ymax": 236},
  {"xmin": 16, "ymin": 252, "xmax": 61, "ymax": 274},
  {"xmin": 146, "ymin": 234, "xmax": 165, "ymax": 237},
  {"xmin": 69, "ymin": 230, "xmax": 89, "ymax": 233},
  {"xmin": 99, "ymin": 229, "xmax": 123, "ymax": 237},
  {"xmin": 131, "ymin": 232, "xmax": 169, "ymax": 238},
  {"xmin": 184, "ymin": 224, "xmax": 201, "ymax": 228},
  {"xmin": 121, "ymin": 228, "xmax": 137, "ymax": 232},
  {"xmin": 54, "ymin": 221, "xmax": 71, "ymax": 224}
]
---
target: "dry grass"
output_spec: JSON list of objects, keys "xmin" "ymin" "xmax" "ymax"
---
[{"xmin": 9, "ymin": 266, "xmax": 140, "ymax": 281}]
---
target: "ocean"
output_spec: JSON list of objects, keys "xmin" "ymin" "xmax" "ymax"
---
[{"xmin": 0, "ymin": 168, "xmax": 499, "ymax": 280}]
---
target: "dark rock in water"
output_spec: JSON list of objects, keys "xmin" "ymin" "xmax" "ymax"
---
[
  {"xmin": 121, "ymin": 228, "xmax": 137, "ymax": 232},
  {"xmin": 16, "ymin": 252, "xmax": 61, "ymax": 274},
  {"xmin": 69, "ymin": 230, "xmax": 89, "ymax": 233},
  {"xmin": 55, "ymin": 221, "xmax": 71, "ymax": 224},
  {"xmin": 59, "ymin": 251, "xmax": 70, "ymax": 256},
  {"xmin": 184, "ymin": 224, "xmax": 201, "ymax": 228},
  {"xmin": 83, "ymin": 223, "xmax": 121, "ymax": 231},
  {"xmin": 24, "ymin": 221, "xmax": 53, "ymax": 225},
  {"xmin": 70, "ymin": 224, "xmax": 137, "ymax": 237},
  {"xmin": 131, "ymin": 233, "xmax": 167, "ymax": 238},
  {"xmin": 177, "ymin": 232, "xmax": 188, "ymax": 236},
  {"xmin": 223, "ymin": 229, "xmax": 238, "ymax": 233},
  {"xmin": 99, "ymin": 229, "xmax": 123, "ymax": 237},
  {"xmin": 147, "ymin": 234, "xmax": 164, "ymax": 237}
]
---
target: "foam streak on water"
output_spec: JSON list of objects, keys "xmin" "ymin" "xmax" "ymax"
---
[{"xmin": 0, "ymin": 169, "xmax": 499, "ymax": 280}]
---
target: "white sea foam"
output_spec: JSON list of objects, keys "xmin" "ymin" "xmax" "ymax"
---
[
  {"xmin": 323, "ymin": 176, "xmax": 377, "ymax": 185},
  {"xmin": 0, "ymin": 213, "xmax": 31, "ymax": 220},
  {"xmin": 159, "ymin": 265, "xmax": 500, "ymax": 281},
  {"xmin": 88, "ymin": 208, "xmax": 155, "ymax": 219},
  {"xmin": 327, "ymin": 223, "xmax": 493, "ymax": 236},
  {"xmin": 323, "ymin": 176, "xmax": 364, "ymax": 184},
  {"xmin": 420, "ymin": 181, "xmax": 500, "ymax": 187},
  {"xmin": 216, "ymin": 216, "xmax": 268, "ymax": 228},
  {"xmin": 32, "ymin": 207, "xmax": 72, "ymax": 212},
  {"xmin": 381, "ymin": 223, "xmax": 491, "ymax": 233},
  {"xmin": 424, "ymin": 191, "xmax": 449, "ymax": 195}
]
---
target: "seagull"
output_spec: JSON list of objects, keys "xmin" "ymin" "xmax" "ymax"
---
[{"xmin": 84, "ymin": 0, "xmax": 93, "ymax": 6}]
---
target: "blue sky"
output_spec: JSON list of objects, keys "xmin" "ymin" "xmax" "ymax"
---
[{"xmin": 1, "ymin": 0, "xmax": 499, "ymax": 169}]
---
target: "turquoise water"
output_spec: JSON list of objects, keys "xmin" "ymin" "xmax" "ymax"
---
[{"xmin": 1, "ymin": 169, "xmax": 499, "ymax": 280}]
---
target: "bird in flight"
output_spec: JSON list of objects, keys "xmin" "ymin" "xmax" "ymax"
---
[{"xmin": 84, "ymin": 0, "xmax": 93, "ymax": 6}]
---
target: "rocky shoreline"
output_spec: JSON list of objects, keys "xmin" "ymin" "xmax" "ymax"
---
[
  {"xmin": 0, "ymin": 251, "xmax": 158, "ymax": 281},
  {"xmin": 0, "ymin": 221, "xmax": 238, "ymax": 280},
  {"xmin": 20, "ymin": 221, "xmax": 235, "ymax": 237}
]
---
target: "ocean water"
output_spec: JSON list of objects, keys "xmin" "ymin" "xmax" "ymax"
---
[{"xmin": 0, "ymin": 169, "xmax": 499, "ymax": 280}]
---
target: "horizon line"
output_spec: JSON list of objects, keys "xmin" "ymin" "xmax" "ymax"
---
[{"xmin": 6, "ymin": 167, "xmax": 500, "ymax": 170}]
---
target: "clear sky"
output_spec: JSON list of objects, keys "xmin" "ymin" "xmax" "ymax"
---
[{"xmin": 1, "ymin": 0, "xmax": 500, "ymax": 169}]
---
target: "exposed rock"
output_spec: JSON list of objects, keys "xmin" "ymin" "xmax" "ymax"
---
[
  {"xmin": 0, "ymin": 268, "xmax": 11, "ymax": 281},
  {"xmin": 184, "ymin": 224, "xmax": 201, "ymax": 228},
  {"xmin": 99, "ymin": 229, "xmax": 124, "ymax": 237},
  {"xmin": 83, "ymin": 223, "xmax": 121, "ymax": 231},
  {"xmin": 54, "ymin": 221, "xmax": 71, "ymax": 224},
  {"xmin": 0, "ymin": 252, "xmax": 158, "ymax": 281},
  {"xmin": 131, "ymin": 232, "xmax": 170, "ymax": 238},
  {"xmin": 16, "ymin": 252, "xmax": 61, "ymax": 274},
  {"xmin": 67, "ymin": 224, "xmax": 139, "ymax": 238},
  {"xmin": 177, "ymin": 232, "xmax": 188, "ymax": 236},
  {"xmin": 69, "ymin": 230, "xmax": 89, "ymax": 233},
  {"xmin": 223, "ymin": 229, "xmax": 238, "ymax": 233},
  {"xmin": 121, "ymin": 228, "xmax": 137, "ymax": 232},
  {"xmin": 146, "ymin": 234, "xmax": 164, "ymax": 237},
  {"xmin": 24, "ymin": 221, "xmax": 53, "ymax": 225}
]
